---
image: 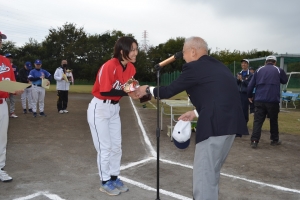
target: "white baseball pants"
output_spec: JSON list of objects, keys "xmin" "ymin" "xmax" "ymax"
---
[
  {"xmin": 0, "ymin": 99, "xmax": 9, "ymax": 169},
  {"xmin": 87, "ymin": 97, "xmax": 122, "ymax": 182},
  {"xmin": 31, "ymin": 85, "xmax": 45, "ymax": 113},
  {"xmin": 21, "ymin": 87, "xmax": 33, "ymax": 110}
]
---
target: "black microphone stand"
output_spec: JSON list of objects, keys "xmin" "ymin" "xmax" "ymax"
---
[
  {"xmin": 152, "ymin": 51, "xmax": 182, "ymax": 200},
  {"xmin": 154, "ymin": 63, "xmax": 161, "ymax": 200}
]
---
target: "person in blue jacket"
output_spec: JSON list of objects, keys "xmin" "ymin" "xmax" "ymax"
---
[
  {"xmin": 135, "ymin": 36, "xmax": 248, "ymax": 200},
  {"xmin": 28, "ymin": 59, "xmax": 51, "ymax": 117},
  {"xmin": 237, "ymin": 59, "xmax": 253, "ymax": 124},
  {"xmin": 247, "ymin": 55, "xmax": 288, "ymax": 148}
]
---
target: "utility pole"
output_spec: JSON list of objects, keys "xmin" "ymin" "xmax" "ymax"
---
[{"xmin": 140, "ymin": 30, "xmax": 149, "ymax": 52}]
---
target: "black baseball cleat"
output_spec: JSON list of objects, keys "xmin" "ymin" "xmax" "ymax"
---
[
  {"xmin": 251, "ymin": 141, "xmax": 258, "ymax": 149},
  {"xmin": 33, "ymin": 112, "xmax": 37, "ymax": 117},
  {"xmin": 270, "ymin": 140, "xmax": 282, "ymax": 146},
  {"xmin": 39, "ymin": 112, "xmax": 47, "ymax": 117}
]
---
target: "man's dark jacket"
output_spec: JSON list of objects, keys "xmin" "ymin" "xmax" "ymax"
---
[
  {"xmin": 153, "ymin": 55, "xmax": 248, "ymax": 144},
  {"xmin": 237, "ymin": 69, "xmax": 252, "ymax": 93},
  {"xmin": 19, "ymin": 67, "xmax": 31, "ymax": 88},
  {"xmin": 247, "ymin": 64, "xmax": 288, "ymax": 103}
]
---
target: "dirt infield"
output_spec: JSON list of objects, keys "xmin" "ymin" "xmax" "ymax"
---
[{"xmin": 1, "ymin": 92, "xmax": 300, "ymax": 200}]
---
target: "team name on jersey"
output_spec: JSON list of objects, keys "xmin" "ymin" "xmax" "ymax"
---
[
  {"xmin": 0, "ymin": 63, "xmax": 10, "ymax": 74},
  {"xmin": 112, "ymin": 80, "xmax": 125, "ymax": 90},
  {"xmin": 1, "ymin": 77, "xmax": 11, "ymax": 81}
]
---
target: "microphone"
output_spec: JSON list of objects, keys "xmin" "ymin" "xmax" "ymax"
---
[{"xmin": 157, "ymin": 51, "xmax": 183, "ymax": 68}]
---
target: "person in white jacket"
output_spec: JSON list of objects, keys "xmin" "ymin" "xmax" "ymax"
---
[{"xmin": 54, "ymin": 60, "xmax": 70, "ymax": 113}]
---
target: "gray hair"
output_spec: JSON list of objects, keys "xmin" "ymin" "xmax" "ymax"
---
[{"xmin": 185, "ymin": 36, "xmax": 208, "ymax": 51}]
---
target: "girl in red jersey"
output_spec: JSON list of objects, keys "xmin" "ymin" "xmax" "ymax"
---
[{"xmin": 87, "ymin": 36, "xmax": 139, "ymax": 196}]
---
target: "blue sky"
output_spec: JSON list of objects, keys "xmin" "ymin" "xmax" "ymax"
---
[{"xmin": 1, "ymin": 0, "xmax": 299, "ymax": 54}]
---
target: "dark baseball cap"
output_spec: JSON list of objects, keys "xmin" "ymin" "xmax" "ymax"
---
[
  {"xmin": 0, "ymin": 31, "xmax": 7, "ymax": 39},
  {"xmin": 25, "ymin": 61, "xmax": 32, "ymax": 70},
  {"xmin": 34, "ymin": 59, "xmax": 42, "ymax": 65},
  {"xmin": 4, "ymin": 53, "xmax": 13, "ymax": 58}
]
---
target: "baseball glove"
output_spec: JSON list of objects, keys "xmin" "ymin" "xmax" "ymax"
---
[{"xmin": 123, "ymin": 78, "xmax": 139, "ymax": 93}]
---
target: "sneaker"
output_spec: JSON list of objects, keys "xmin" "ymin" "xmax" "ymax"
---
[
  {"xmin": 39, "ymin": 112, "xmax": 47, "ymax": 117},
  {"xmin": 99, "ymin": 180, "xmax": 120, "ymax": 196},
  {"xmin": 0, "ymin": 170, "xmax": 13, "ymax": 182},
  {"xmin": 23, "ymin": 109, "xmax": 27, "ymax": 114},
  {"xmin": 251, "ymin": 141, "xmax": 258, "ymax": 149},
  {"xmin": 270, "ymin": 140, "xmax": 282, "ymax": 146},
  {"xmin": 59, "ymin": 110, "xmax": 64, "ymax": 114},
  {"xmin": 28, "ymin": 109, "xmax": 33, "ymax": 113},
  {"xmin": 10, "ymin": 113, "xmax": 18, "ymax": 118},
  {"xmin": 33, "ymin": 112, "xmax": 37, "ymax": 117},
  {"xmin": 112, "ymin": 178, "xmax": 129, "ymax": 193},
  {"xmin": 63, "ymin": 110, "xmax": 69, "ymax": 113}
]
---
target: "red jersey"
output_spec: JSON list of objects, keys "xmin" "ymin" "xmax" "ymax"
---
[
  {"xmin": 0, "ymin": 55, "xmax": 16, "ymax": 98},
  {"xmin": 92, "ymin": 58, "xmax": 136, "ymax": 101}
]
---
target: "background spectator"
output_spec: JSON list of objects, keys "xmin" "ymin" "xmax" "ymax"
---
[
  {"xmin": 19, "ymin": 61, "xmax": 33, "ymax": 114},
  {"xmin": 247, "ymin": 56, "xmax": 288, "ymax": 148},
  {"xmin": 237, "ymin": 59, "xmax": 253, "ymax": 124},
  {"xmin": 4, "ymin": 53, "xmax": 18, "ymax": 118}
]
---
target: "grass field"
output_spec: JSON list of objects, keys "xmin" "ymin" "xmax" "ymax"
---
[
  {"xmin": 47, "ymin": 84, "xmax": 93, "ymax": 93},
  {"xmin": 47, "ymin": 85, "xmax": 300, "ymax": 135}
]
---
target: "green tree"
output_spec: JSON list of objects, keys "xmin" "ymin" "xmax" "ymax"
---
[
  {"xmin": 42, "ymin": 22, "xmax": 88, "ymax": 78},
  {"xmin": 16, "ymin": 38, "xmax": 44, "ymax": 67}
]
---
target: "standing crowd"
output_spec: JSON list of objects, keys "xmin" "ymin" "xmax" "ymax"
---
[
  {"xmin": 235, "ymin": 57, "xmax": 288, "ymax": 149},
  {"xmin": 2, "ymin": 55, "xmax": 74, "ymax": 117}
]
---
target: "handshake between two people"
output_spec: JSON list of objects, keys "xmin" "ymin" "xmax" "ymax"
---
[{"xmin": 123, "ymin": 78, "xmax": 151, "ymax": 103}]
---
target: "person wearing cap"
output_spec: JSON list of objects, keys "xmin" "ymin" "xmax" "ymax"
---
[
  {"xmin": 247, "ymin": 55, "xmax": 288, "ymax": 149},
  {"xmin": 19, "ymin": 62, "xmax": 33, "ymax": 114},
  {"xmin": 54, "ymin": 60, "xmax": 71, "ymax": 114},
  {"xmin": 0, "ymin": 31, "xmax": 23, "ymax": 182},
  {"xmin": 135, "ymin": 36, "xmax": 248, "ymax": 200},
  {"xmin": 4, "ymin": 53, "xmax": 19, "ymax": 118},
  {"xmin": 237, "ymin": 58, "xmax": 253, "ymax": 124},
  {"xmin": 28, "ymin": 59, "xmax": 52, "ymax": 117}
]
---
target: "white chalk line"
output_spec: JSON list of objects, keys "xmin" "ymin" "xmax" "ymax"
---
[
  {"xmin": 148, "ymin": 100, "xmax": 157, "ymax": 109},
  {"xmin": 119, "ymin": 176, "xmax": 192, "ymax": 200},
  {"xmin": 221, "ymin": 173, "xmax": 300, "ymax": 194},
  {"xmin": 129, "ymin": 98, "xmax": 156, "ymax": 157},
  {"xmin": 120, "ymin": 157, "xmax": 154, "ymax": 170},
  {"xmin": 130, "ymin": 97, "xmax": 300, "ymax": 196},
  {"xmin": 13, "ymin": 191, "xmax": 66, "ymax": 200}
]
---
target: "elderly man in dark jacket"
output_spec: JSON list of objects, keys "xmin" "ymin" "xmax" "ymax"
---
[
  {"xmin": 135, "ymin": 36, "xmax": 248, "ymax": 200},
  {"xmin": 247, "ymin": 55, "xmax": 288, "ymax": 149}
]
